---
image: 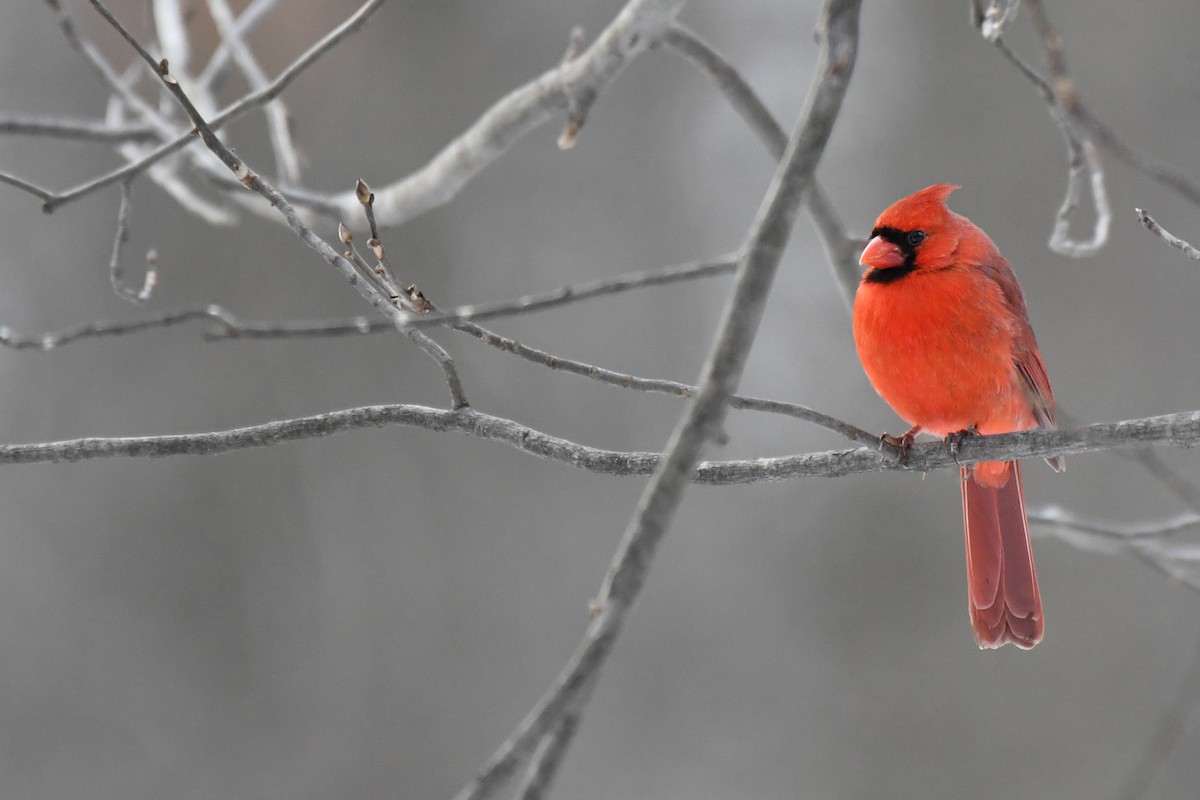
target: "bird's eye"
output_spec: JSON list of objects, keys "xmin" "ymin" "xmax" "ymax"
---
[{"xmin": 906, "ymin": 230, "xmax": 926, "ymax": 246}]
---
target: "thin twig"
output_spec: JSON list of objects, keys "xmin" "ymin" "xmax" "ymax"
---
[
  {"xmin": 0, "ymin": 115, "xmax": 156, "ymax": 142},
  {"xmin": 204, "ymin": 0, "xmax": 302, "ymax": 183},
  {"xmin": 22, "ymin": 0, "xmax": 383, "ymax": 215},
  {"xmin": 89, "ymin": 0, "xmax": 469, "ymax": 409},
  {"xmin": 402, "ymin": 254, "xmax": 740, "ymax": 329},
  {"xmin": 986, "ymin": 34, "xmax": 1109, "ymax": 256},
  {"xmin": 1032, "ymin": 506, "xmax": 1200, "ymax": 593},
  {"xmin": 195, "ymin": 0, "xmax": 281, "ymax": 90},
  {"xmin": 292, "ymin": 0, "xmax": 691, "ymax": 226},
  {"xmin": 45, "ymin": 0, "xmax": 239, "ymax": 225},
  {"xmin": 1024, "ymin": 0, "xmax": 1200, "ymax": 209},
  {"xmin": 0, "ymin": 305, "xmax": 239, "ymax": 350},
  {"xmin": 513, "ymin": 713, "xmax": 581, "ymax": 800},
  {"xmin": 109, "ymin": 180, "xmax": 158, "ymax": 303},
  {"xmin": 1136, "ymin": 209, "xmax": 1200, "ymax": 261}
]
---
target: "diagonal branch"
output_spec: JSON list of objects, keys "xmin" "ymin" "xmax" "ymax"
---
[
  {"xmin": 288, "ymin": 0, "xmax": 690, "ymax": 227},
  {"xmin": 9, "ymin": 0, "xmax": 384, "ymax": 215},
  {"xmin": 661, "ymin": 22, "xmax": 861, "ymax": 305},
  {"xmin": 88, "ymin": 0, "xmax": 469, "ymax": 409},
  {"xmin": 1136, "ymin": 209, "xmax": 1200, "ymax": 261},
  {"xmin": 448, "ymin": 3, "xmax": 863, "ymax": 797}
]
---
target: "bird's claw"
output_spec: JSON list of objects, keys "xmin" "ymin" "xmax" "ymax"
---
[
  {"xmin": 945, "ymin": 426, "xmax": 980, "ymax": 464},
  {"xmin": 878, "ymin": 426, "xmax": 921, "ymax": 465}
]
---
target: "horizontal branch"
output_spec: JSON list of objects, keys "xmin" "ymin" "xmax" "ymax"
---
[
  {"xmin": 0, "ymin": 114, "xmax": 157, "ymax": 142},
  {"xmin": 1, "ymin": 405, "xmax": 1196, "ymax": 483}
]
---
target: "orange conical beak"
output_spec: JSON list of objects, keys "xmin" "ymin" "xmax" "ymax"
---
[{"xmin": 860, "ymin": 236, "xmax": 906, "ymax": 269}]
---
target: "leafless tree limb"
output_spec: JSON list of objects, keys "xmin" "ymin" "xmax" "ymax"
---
[
  {"xmin": 451, "ymin": 2, "xmax": 860, "ymax": 793},
  {"xmin": 293, "ymin": 0, "xmax": 690, "ymax": 227},
  {"xmin": 1032, "ymin": 506, "xmax": 1200, "ymax": 591},
  {"xmin": 195, "ymin": 0, "xmax": 281, "ymax": 91},
  {"xmin": 0, "ymin": 404, "xmax": 1196, "ymax": 485},
  {"xmin": 108, "ymin": 180, "xmax": 158, "ymax": 303},
  {"xmin": 981, "ymin": 24, "xmax": 1110, "ymax": 256},
  {"xmin": 0, "ymin": 114, "xmax": 156, "ymax": 142},
  {"xmin": 661, "ymin": 24, "xmax": 863, "ymax": 306},
  {"xmin": 1136, "ymin": 209, "xmax": 1200, "ymax": 261},
  {"xmin": 0, "ymin": 0, "xmax": 383, "ymax": 215},
  {"xmin": 1024, "ymin": 0, "xmax": 1200, "ymax": 209},
  {"xmin": 0, "ymin": 305, "xmax": 240, "ymax": 351},
  {"xmin": 88, "ymin": 0, "xmax": 470, "ymax": 409},
  {"xmin": 204, "ymin": 0, "xmax": 302, "ymax": 184}
]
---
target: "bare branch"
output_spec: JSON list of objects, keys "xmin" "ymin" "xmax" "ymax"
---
[
  {"xmin": 0, "ymin": 305, "xmax": 239, "ymax": 351},
  {"xmin": 1136, "ymin": 209, "xmax": 1200, "ymax": 261},
  {"xmin": 1049, "ymin": 140, "xmax": 1111, "ymax": 258},
  {"xmin": 1032, "ymin": 506, "xmax": 1200, "ymax": 592},
  {"xmin": 0, "ymin": 404, "xmax": 1196, "ymax": 485},
  {"xmin": 109, "ymin": 180, "xmax": 158, "ymax": 303},
  {"xmin": 1024, "ymin": 0, "xmax": 1200, "ymax": 209},
  {"xmin": 26, "ymin": 0, "xmax": 383, "ymax": 215},
  {"xmin": 406, "ymin": 254, "xmax": 740, "ymax": 328},
  {"xmin": 204, "ymin": 0, "xmax": 303, "ymax": 183},
  {"xmin": 195, "ymin": 0, "xmax": 281, "ymax": 90},
  {"xmin": 45, "ymin": 0, "xmax": 240, "ymax": 225},
  {"xmin": 295, "ymin": 0, "xmax": 690, "ymax": 227},
  {"xmin": 513, "ymin": 713, "xmax": 581, "ymax": 800},
  {"xmin": 451, "ymin": 3, "xmax": 863, "ymax": 796},
  {"xmin": 88, "ymin": 0, "xmax": 470, "ymax": 409},
  {"xmin": 661, "ymin": 23, "xmax": 862, "ymax": 305},
  {"xmin": 0, "ymin": 115, "xmax": 156, "ymax": 142},
  {"xmin": 985, "ymin": 35, "xmax": 1109, "ymax": 256}
]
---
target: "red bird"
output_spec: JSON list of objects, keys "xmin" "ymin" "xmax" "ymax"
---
[{"xmin": 853, "ymin": 184, "xmax": 1062, "ymax": 649}]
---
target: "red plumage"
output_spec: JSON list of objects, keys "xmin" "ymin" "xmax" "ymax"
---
[{"xmin": 853, "ymin": 185, "xmax": 1061, "ymax": 649}]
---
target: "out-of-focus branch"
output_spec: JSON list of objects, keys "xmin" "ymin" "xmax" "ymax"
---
[
  {"xmin": 0, "ymin": 305, "xmax": 239, "ymax": 351},
  {"xmin": 109, "ymin": 180, "xmax": 157, "ymax": 303},
  {"xmin": 204, "ymin": 0, "xmax": 302, "ymax": 184},
  {"xmin": 293, "ymin": 0, "xmax": 690, "ymax": 227},
  {"xmin": 1015, "ymin": 0, "xmax": 1200, "ymax": 212},
  {"xmin": 982, "ymin": 27, "xmax": 1110, "ymax": 256},
  {"xmin": 1136, "ymin": 209, "xmax": 1200, "ymax": 261},
  {"xmin": 1032, "ymin": 506, "xmax": 1200, "ymax": 591},
  {"xmin": 196, "ymin": 0, "xmax": 281, "ymax": 90},
  {"xmin": 0, "ymin": 115, "xmax": 156, "ymax": 142},
  {"xmin": 2, "ymin": 0, "xmax": 383, "ymax": 215},
  {"xmin": 90, "ymin": 0, "xmax": 470, "ymax": 409},
  {"xmin": 661, "ymin": 23, "xmax": 862, "ymax": 305}
]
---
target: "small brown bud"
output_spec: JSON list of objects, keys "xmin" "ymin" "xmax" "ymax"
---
[{"xmin": 355, "ymin": 179, "xmax": 374, "ymax": 205}]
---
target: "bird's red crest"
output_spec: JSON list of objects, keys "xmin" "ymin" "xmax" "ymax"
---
[{"xmin": 873, "ymin": 183, "xmax": 961, "ymax": 231}]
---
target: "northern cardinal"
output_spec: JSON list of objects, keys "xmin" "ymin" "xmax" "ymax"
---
[{"xmin": 853, "ymin": 184, "xmax": 1062, "ymax": 649}]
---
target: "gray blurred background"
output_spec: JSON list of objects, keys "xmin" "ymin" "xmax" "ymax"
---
[{"xmin": 1, "ymin": 1, "xmax": 1199, "ymax": 798}]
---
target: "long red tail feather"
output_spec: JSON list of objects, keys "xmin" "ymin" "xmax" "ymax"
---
[{"xmin": 961, "ymin": 461, "xmax": 1043, "ymax": 649}]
